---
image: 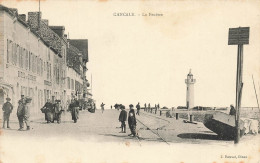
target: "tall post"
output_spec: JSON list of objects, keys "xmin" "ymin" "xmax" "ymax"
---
[
  {"xmin": 234, "ymin": 44, "xmax": 243, "ymax": 144},
  {"xmin": 252, "ymin": 75, "xmax": 260, "ymax": 110}
]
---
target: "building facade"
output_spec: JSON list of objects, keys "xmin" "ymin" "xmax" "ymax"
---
[{"xmin": 0, "ymin": 5, "xmax": 90, "ymax": 119}]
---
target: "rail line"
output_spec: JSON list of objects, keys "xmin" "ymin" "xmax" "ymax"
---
[{"xmin": 136, "ymin": 113, "xmax": 170, "ymax": 145}]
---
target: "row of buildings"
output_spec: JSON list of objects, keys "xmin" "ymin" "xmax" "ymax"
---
[{"xmin": 0, "ymin": 5, "xmax": 92, "ymax": 118}]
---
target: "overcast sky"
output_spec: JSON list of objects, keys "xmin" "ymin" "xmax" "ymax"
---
[{"xmin": 2, "ymin": 0, "xmax": 260, "ymax": 108}]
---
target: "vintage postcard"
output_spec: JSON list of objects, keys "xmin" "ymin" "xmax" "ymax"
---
[{"xmin": 0, "ymin": 0, "xmax": 259, "ymax": 163}]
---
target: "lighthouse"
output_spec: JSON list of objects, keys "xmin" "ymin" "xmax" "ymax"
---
[{"xmin": 185, "ymin": 69, "xmax": 196, "ymax": 109}]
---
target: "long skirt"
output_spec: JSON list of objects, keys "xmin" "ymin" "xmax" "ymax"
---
[
  {"xmin": 45, "ymin": 111, "xmax": 54, "ymax": 122},
  {"xmin": 71, "ymin": 107, "xmax": 79, "ymax": 121}
]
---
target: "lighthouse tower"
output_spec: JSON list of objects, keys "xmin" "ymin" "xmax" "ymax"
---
[{"xmin": 185, "ymin": 69, "xmax": 196, "ymax": 109}]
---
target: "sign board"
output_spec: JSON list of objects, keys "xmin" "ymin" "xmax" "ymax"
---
[{"xmin": 228, "ymin": 27, "xmax": 250, "ymax": 45}]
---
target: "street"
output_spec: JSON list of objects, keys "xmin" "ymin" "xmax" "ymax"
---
[{"xmin": 1, "ymin": 109, "xmax": 259, "ymax": 163}]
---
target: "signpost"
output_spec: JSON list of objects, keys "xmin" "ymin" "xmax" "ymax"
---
[{"xmin": 228, "ymin": 27, "xmax": 250, "ymax": 144}]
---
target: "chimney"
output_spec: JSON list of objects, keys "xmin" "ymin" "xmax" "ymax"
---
[
  {"xmin": 28, "ymin": 12, "xmax": 42, "ymax": 31},
  {"xmin": 49, "ymin": 26, "xmax": 65, "ymax": 38},
  {"xmin": 18, "ymin": 14, "xmax": 26, "ymax": 22}
]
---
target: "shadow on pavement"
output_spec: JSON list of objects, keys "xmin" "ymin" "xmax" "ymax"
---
[{"xmin": 177, "ymin": 133, "xmax": 233, "ymax": 141}]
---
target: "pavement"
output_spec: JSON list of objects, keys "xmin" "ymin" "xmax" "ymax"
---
[{"xmin": 0, "ymin": 109, "xmax": 259, "ymax": 163}]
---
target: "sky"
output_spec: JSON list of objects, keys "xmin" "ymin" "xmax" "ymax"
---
[{"xmin": 1, "ymin": 0, "xmax": 260, "ymax": 108}]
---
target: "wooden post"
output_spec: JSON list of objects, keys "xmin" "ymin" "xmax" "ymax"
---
[{"xmin": 235, "ymin": 44, "xmax": 243, "ymax": 144}]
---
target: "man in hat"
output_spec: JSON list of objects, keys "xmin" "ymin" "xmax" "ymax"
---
[
  {"xmin": 136, "ymin": 102, "xmax": 140, "ymax": 116},
  {"xmin": 53, "ymin": 100, "xmax": 62, "ymax": 124},
  {"xmin": 229, "ymin": 104, "xmax": 236, "ymax": 116},
  {"xmin": 2, "ymin": 97, "xmax": 13, "ymax": 128},
  {"xmin": 17, "ymin": 96, "xmax": 26, "ymax": 130},
  {"xmin": 101, "ymin": 102, "xmax": 105, "ymax": 113},
  {"xmin": 118, "ymin": 105, "xmax": 127, "ymax": 133},
  {"xmin": 23, "ymin": 97, "xmax": 32, "ymax": 130},
  {"xmin": 69, "ymin": 98, "xmax": 80, "ymax": 123},
  {"xmin": 128, "ymin": 104, "xmax": 137, "ymax": 137}
]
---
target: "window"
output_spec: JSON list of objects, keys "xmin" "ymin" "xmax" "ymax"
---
[
  {"xmin": 12, "ymin": 43, "xmax": 16, "ymax": 65},
  {"xmin": 7, "ymin": 40, "xmax": 10, "ymax": 63},
  {"xmin": 67, "ymin": 77, "xmax": 70, "ymax": 89}
]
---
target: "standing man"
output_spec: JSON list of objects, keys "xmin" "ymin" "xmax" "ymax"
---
[
  {"xmin": 23, "ymin": 97, "xmax": 32, "ymax": 130},
  {"xmin": 148, "ymin": 103, "xmax": 151, "ymax": 113},
  {"xmin": 53, "ymin": 100, "xmax": 62, "ymax": 124},
  {"xmin": 69, "ymin": 98, "xmax": 80, "ymax": 123},
  {"xmin": 2, "ymin": 97, "xmax": 13, "ymax": 129},
  {"xmin": 128, "ymin": 104, "xmax": 137, "ymax": 137},
  {"xmin": 101, "ymin": 102, "xmax": 105, "ymax": 113},
  {"xmin": 136, "ymin": 102, "xmax": 140, "ymax": 116},
  {"xmin": 118, "ymin": 105, "xmax": 127, "ymax": 133},
  {"xmin": 144, "ymin": 103, "xmax": 147, "ymax": 112},
  {"xmin": 17, "ymin": 97, "xmax": 25, "ymax": 130}
]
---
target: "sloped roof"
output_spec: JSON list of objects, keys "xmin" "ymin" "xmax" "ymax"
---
[{"xmin": 69, "ymin": 39, "xmax": 88, "ymax": 62}]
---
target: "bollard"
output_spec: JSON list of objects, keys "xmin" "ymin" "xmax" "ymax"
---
[
  {"xmin": 190, "ymin": 115, "xmax": 193, "ymax": 122},
  {"xmin": 176, "ymin": 113, "xmax": 179, "ymax": 120}
]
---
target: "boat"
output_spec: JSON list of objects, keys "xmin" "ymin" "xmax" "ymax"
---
[{"xmin": 203, "ymin": 111, "xmax": 245, "ymax": 139}]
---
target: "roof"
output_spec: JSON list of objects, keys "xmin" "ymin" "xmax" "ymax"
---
[
  {"xmin": 0, "ymin": 4, "xmax": 58, "ymax": 55},
  {"xmin": 69, "ymin": 39, "xmax": 88, "ymax": 62}
]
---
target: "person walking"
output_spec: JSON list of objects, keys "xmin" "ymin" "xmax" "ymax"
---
[
  {"xmin": 69, "ymin": 98, "xmax": 80, "ymax": 123},
  {"xmin": 128, "ymin": 104, "xmax": 137, "ymax": 137},
  {"xmin": 41, "ymin": 99, "xmax": 54, "ymax": 123},
  {"xmin": 2, "ymin": 97, "xmax": 13, "ymax": 129},
  {"xmin": 101, "ymin": 102, "xmax": 105, "ymax": 113},
  {"xmin": 144, "ymin": 103, "xmax": 147, "ymax": 112},
  {"xmin": 17, "ymin": 97, "xmax": 25, "ymax": 130},
  {"xmin": 118, "ymin": 105, "xmax": 127, "ymax": 133},
  {"xmin": 53, "ymin": 100, "xmax": 62, "ymax": 124},
  {"xmin": 136, "ymin": 102, "xmax": 140, "ymax": 115},
  {"xmin": 23, "ymin": 97, "xmax": 32, "ymax": 130},
  {"xmin": 148, "ymin": 103, "xmax": 151, "ymax": 113}
]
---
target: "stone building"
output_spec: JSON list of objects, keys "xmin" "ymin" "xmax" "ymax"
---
[{"xmin": 0, "ymin": 5, "xmax": 90, "ymax": 118}]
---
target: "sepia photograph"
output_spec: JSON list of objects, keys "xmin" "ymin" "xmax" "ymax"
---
[{"xmin": 0, "ymin": 0, "xmax": 259, "ymax": 163}]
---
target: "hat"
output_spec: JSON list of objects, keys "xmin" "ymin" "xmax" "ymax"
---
[
  {"xmin": 6, "ymin": 97, "xmax": 11, "ymax": 101},
  {"xmin": 55, "ymin": 99, "xmax": 61, "ymax": 102},
  {"xmin": 120, "ymin": 105, "xmax": 125, "ymax": 109},
  {"xmin": 129, "ymin": 104, "xmax": 133, "ymax": 107},
  {"xmin": 25, "ymin": 97, "xmax": 32, "ymax": 103}
]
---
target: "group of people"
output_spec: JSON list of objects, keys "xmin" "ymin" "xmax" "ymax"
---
[
  {"xmin": 144, "ymin": 103, "xmax": 160, "ymax": 114},
  {"xmin": 118, "ymin": 104, "xmax": 138, "ymax": 137},
  {"xmin": 2, "ymin": 95, "xmax": 32, "ymax": 131},
  {"xmin": 41, "ymin": 98, "xmax": 81, "ymax": 123}
]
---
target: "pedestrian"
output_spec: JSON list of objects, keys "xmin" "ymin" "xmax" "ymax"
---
[
  {"xmin": 17, "ymin": 96, "xmax": 25, "ymax": 130},
  {"xmin": 53, "ymin": 100, "xmax": 62, "ymax": 124},
  {"xmin": 23, "ymin": 97, "xmax": 32, "ymax": 130},
  {"xmin": 144, "ymin": 103, "xmax": 147, "ymax": 112},
  {"xmin": 41, "ymin": 99, "xmax": 54, "ymax": 123},
  {"xmin": 128, "ymin": 104, "xmax": 137, "ymax": 137},
  {"xmin": 2, "ymin": 97, "xmax": 13, "ymax": 129},
  {"xmin": 136, "ymin": 102, "xmax": 140, "ymax": 115},
  {"xmin": 111, "ymin": 105, "xmax": 112, "ymax": 109},
  {"xmin": 148, "ymin": 103, "xmax": 151, "ymax": 113},
  {"xmin": 229, "ymin": 104, "xmax": 236, "ymax": 116},
  {"xmin": 101, "ymin": 102, "xmax": 105, "ymax": 113},
  {"xmin": 69, "ymin": 98, "xmax": 80, "ymax": 123},
  {"xmin": 118, "ymin": 105, "xmax": 127, "ymax": 133}
]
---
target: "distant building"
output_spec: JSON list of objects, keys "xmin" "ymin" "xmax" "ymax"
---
[{"xmin": 185, "ymin": 69, "xmax": 196, "ymax": 109}]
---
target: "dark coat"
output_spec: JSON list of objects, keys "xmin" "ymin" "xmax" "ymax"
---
[
  {"xmin": 119, "ymin": 109, "xmax": 127, "ymax": 122},
  {"xmin": 2, "ymin": 102, "xmax": 13, "ymax": 116},
  {"xmin": 17, "ymin": 102, "xmax": 24, "ymax": 117},
  {"xmin": 128, "ymin": 109, "xmax": 136, "ymax": 126},
  {"xmin": 136, "ymin": 104, "xmax": 140, "ymax": 110},
  {"xmin": 69, "ymin": 102, "xmax": 79, "ymax": 120},
  {"xmin": 229, "ymin": 106, "xmax": 236, "ymax": 116}
]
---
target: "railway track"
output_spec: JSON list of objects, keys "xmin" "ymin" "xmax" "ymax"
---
[{"xmin": 135, "ymin": 112, "xmax": 171, "ymax": 145}]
